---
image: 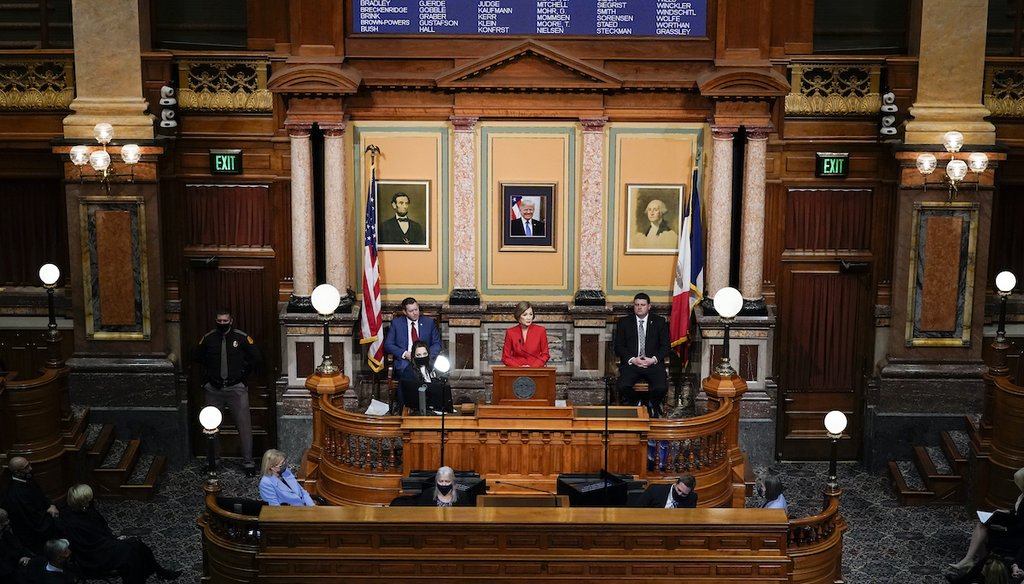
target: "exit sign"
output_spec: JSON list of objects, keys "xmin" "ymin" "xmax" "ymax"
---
[
  {"xmin": 816, "ymin": 152, "xmax": 849, "ymax": 178},
  {"xmin": 210, "ymin": 149, "xmax": 242, "ymax": 175}
]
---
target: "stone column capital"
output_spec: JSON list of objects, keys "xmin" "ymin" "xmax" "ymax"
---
[
  {"xmin": 712, "ymin": 125, "xmax": 739, "ymax": 140},
  {"xmin": 286, "ymin": 122, "xmax": 313, "ymax": 137},
  {"xmin": 450, "ymin": 116, "xmax": 479, "ymax": 132},
  {"xmin": 745, "ymin": 126, "xmax": 772, "ymax": 141},
  {"xmin": 320, "ymin": 121, "xmax": 348, "ymax": 137},
  {"xmin": 580, "ymin": 117, "xmax": 609, "ymax": 132}
]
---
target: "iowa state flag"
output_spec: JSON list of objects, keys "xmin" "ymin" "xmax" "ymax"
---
[{"xmin": 670, "ymin": 168, "xmax": 704, "ymax": 356}]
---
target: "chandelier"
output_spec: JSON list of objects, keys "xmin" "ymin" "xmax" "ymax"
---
[
  {"xmin": 915, "ymin": 131, "xmax": 988, "ymax": 200},
  {"xmin": 68, "ymin": 123, "xmax": 141, "ymax": 190}
]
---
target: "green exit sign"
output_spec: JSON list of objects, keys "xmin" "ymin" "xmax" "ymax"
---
[
  {"xmin": 210, "ymin": 149, "xmax": 242, "ymax": 175},
  {"xmin": 816, "ymin": 152, "xmax": 849, "ymax": 178}
]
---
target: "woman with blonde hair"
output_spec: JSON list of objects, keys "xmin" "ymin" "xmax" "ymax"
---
[
  {"xmin": 259, "ymin": 449, "xmax": 316, "ymax": 506},
  {"xmin": 948, "ymin": 467, "xmax": 1024, "ymax": 582},
  {"xmin": 416, "ymin": 466, "xmax": 469, "ymax": 507},
  {"xmin": 59, "ymin": 484, "xmax": 180, "ymax": 582}
]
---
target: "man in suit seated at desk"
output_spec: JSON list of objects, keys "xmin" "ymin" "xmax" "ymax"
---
[
  {"xmin": 636, "ymin": 474, "xmax": 697, "ymax": 508},
  {"xmin": 614, "ymin": 292, "xmax": 671, "ymax": 418}
]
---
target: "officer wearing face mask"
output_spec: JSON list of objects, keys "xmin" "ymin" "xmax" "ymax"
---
[
  {"xmin": 194, "ymin": 308, "xmax": 262, "ymax": 476},
  {"xmin": 635, "ymin": 474, "xmax": 698, "ymax": 508}
]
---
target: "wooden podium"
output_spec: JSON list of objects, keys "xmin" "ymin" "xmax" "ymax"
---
[{"xmin": 491, "ymin": 366, "xmax": 556, "ymax": 406}]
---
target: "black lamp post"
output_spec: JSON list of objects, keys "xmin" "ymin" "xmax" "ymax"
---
[
  {"xmin": 713, "ymin": 287, "xmax": 743, "ymax": 376},
  {"xmin": 199, "ymin": 406, "xmax": 222, "ymax": 479},
  {"xmin": 995, "ymin": 271, "xmax": 1016, "ymax": 344},
  {"xmin": 824, "ymin": 410, "xmax": 847, "ymax": 494}
]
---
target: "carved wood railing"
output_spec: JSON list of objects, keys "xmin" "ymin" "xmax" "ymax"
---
[
  {"xmin": 648, "ymin": 397, "xmax": 737, "ymax": 506},
  {"xmin": 310, "ymin": 395, "xmax": 404, "ymax": 506},
  {"xmin": 0, "ymin": 50, "xmax": 75, "ymax": 111},
  {"xmin": 785, "ymin": 58, "xmax": 884, "ymax": 117},
  {"xmin": 196, "ymin": 487, "xmax": 260, "ymax": 584},
  {"xmin": 174, "ymin": 53, "xmax": 273, "ymax": 113},
  {"xmin": 985, "ymin": 375, "xmax": 1024, "ymax": 509},
  {"xmin": 788, "ymin": 492, "xmax": 847, "ymax": 584},
  {"xmin": 309, "ymin": 391, "xmax": 742, "ymax": 507},
  {"xmin": 984, "ymin": 58, "xmax": 1024, "ymax": 118}
]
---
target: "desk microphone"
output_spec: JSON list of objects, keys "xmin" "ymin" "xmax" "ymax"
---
[{"xmin": 494, "ymin": 480, "xmax": 557, "ymax": 496}]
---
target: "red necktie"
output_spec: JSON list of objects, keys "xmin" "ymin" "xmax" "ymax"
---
[{"xmin": 411, "ymin": 321, "xmax": 419, "ymax": 342}]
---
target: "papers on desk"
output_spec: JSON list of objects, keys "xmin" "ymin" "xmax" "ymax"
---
[
  {"xmin": 555, "ymin": 399, "xmax": 567, "ymax": 407},
  {"xmin": 365, "ymin": 399, "xmax": 390, "ymax": 416}
]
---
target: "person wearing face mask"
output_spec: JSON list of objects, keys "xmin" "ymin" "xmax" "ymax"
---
[
  {"xmin": 754, "ymin": 474, "xmax": 787, "ymax": 512},
  {"xmin": 1, "ymin": 457, "xmax": 61, "ymax": 551},
  {"xmin": 194, "ymin": 308, "xmax": 262, "ymax": 476},
  {"xmin": 635, "ymin": 474, "xmax": 698, "ymax": 508},
  {"xmin": 258, "ymin": 449, "xmax": 316, "ymax": 507},
  {"xmin": 416, "ymin": 466, "xmax": 469, "ymax": 507},
  {"xmin": 397, "ymin": 341, "xmax": 440, "ymax": 414},
  {"xmin": 501, "ymin": 301, "xmax": 549, "ymax": 368},
  {"xmin": 0, "ymin": 508, "xmax": 39, "ymax": 583}
]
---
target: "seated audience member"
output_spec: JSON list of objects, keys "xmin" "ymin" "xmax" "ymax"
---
[
  {"xmin": 416, "ymin": 466, "xmax": 470, "ymax": 507},
  {"xmin": 1, "ymin": 457, "xmax": 60, "ymax": 551},
  {"xmin": 1, "ymin": 508, "xmax": 38, "ymax": 583},
  {"xmin": 501, "ymin": 301, "xmax": 550, "ymax": 368},
  {"xmin": 259, "ymin": 449, "xmax": 316, "ymax": 507},
  {"xmin": 948, "ymin": 467, "xmax": 1024, "ymax": 581},
  {"xmin": 34, "ymin": 539, "xmax": 73, "ymax": 584},
  {"xmin": 58, "ymin": 484, "xmax": 180, "ymax": 583},
  {"xmin": 757, "ymin": 474, "xmax": 787, "ymax": 512},
  {"xmin": 397, "ymin": 340, "xmax": 438, "ymax": 413},
  {"xmin": 636, "ymin": 474, "xmax": 697, "ymax": 508}
]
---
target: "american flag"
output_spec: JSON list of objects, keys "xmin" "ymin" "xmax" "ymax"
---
[
  {"xmin": 360, "ymin": 167, "xmax": 384, "ymax": 372},
  {"xmin": 510, "ymin": 195, "xmax": 523, "ymax": 220}
]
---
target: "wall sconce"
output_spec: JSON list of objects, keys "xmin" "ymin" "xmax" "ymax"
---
[
  {"xmin": 310, "ymin": 284, "xmax": 342, "ymax": 375},
  {"xmin": 995, "ymin": 271, "xmax": 1016, "ymax": 345},
  {"xmin": 199, "ymin": 405, "xmax": 223, "ymax": 479},
  {"xmin": 712, "ymin": 287, "xmax": 743, "ymax": 376},
  {"xmin": 68, "ymin": 123, "xmax": 141, "ymax": 191},
  {"xmin": 824, "ymin": 410, "xmax": 848, "ymax": 492},
  {"xmin": 916, "ymin": 130, "xmax": 988, "ymax": 200}
]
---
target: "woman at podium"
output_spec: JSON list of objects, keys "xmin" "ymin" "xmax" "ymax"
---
[{"xmin": 501, "ymin": 301, "xmax": 550, "ymax": 367}]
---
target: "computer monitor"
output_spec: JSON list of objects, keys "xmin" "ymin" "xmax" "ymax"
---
[{"xmin": 401, "ymin": 379, "xmax": 453, "ymax": 415}]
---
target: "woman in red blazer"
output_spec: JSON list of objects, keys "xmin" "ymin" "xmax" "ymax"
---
[{"xmin": 501, "ymin": 301, "xmax": 549, "ymax": 368}]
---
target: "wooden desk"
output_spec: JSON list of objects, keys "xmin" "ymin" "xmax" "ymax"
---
[
  {"xmin": 476, "ymin": 494, "xmax": 569, "ymax": 507},
  {"xmin": 492, "ymin": 366, "xmax": 557, "ymax": 405},
  {"xmin": 256, "ymin": 506, "xmax": 792, "ymax": 583}
]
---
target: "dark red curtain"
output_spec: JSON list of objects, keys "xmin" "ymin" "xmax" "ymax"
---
[
  {"xmin": 990, "ymin": 185, "xmax": 1024, "ymax": 286},
  {"xmin": 0, "ymin": 179, "xmax": 67, "ymax": 286},
  {"xmin": 785, "ymin": 273, "xmax": 861, "ymax": 392},
  {"xmin": 191, "ymin": 267, "xmax": 266, "ymax": 343},
  {"xmin": 785, "ymin": 189, "xmax": 872, "ymax": 251},
  {"xmin": 184, "ymin": 185, "xmax": 270, "ymax": 247}
]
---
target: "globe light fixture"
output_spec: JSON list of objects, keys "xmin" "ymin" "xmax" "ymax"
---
[
  {"xmin": 39, "ymin": 263, "xmax": 61, "ymax": 340},
  {"xmin": 995, "ymin": 271, "xmax": 1016, "ymax": 344},
  {"xmin": 713, "ymin": 287, "xmax": 743, "ymax": 376},
  {"xmin": 915, "ymin": 130, "xmax": 988, "ymax": 199},
  {"xmin": 824, "ymin": 410, "xmax": 848, "ymax": 492},
  {"xmin": 199, "ymin": 405, "xmax": 223, "ymax": 475},
  {"xmin": 67, "ymin": 122, "xmax": 141, "ymax": 190},
  {"xmin": 310, "ymin": 284, "xmax": 342, "ymax": 375}
]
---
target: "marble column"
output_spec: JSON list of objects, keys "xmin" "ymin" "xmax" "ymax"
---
[
  {"xmin": 450, "ymin": 116, "xmax": 480, "ymax": 305},
  {"xmin": 322, "ymin": 122, "xmax": 353, "ymax": 308},
  {"xmin": 288, "ymin": 124, "xmax": 316, "ymax": 311},
  {"xmin": 706, "ymin": 126, "xmax": 737, "ymax": 301},
  {"xmin": 64, "ymin": 0, "xmax": 152, "ymax": 140},
  {"xmin": 575, "ymin": 117, "xmax": 608, "ymax": 306},
  {"xmin": 739, "ymin": 127, "xmax": 769, "ymax": 311},
  {"xmin": 904, "ymin": 0, "xmax": 995, "ymax": 146}
]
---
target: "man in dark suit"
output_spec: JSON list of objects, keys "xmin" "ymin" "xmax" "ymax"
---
[
  {"xmin": 2, "ymin": 457, "xmax": 60, "ymax": 552},
  {"xmin": 636, "ymin": 475, "xmax": 698, "ymax": 508},
  {"xmin": 614, "ymin": 292, "xmax": 671, "ymax": 417},
  {"xmin": 379, "ymin": 192, "xmax": 425, "ymax": 245},
  {"xmin": 509, "ymin": 198, "xmax": 545, "ymax": 237},
  {"xmin": 383, "ymin": 297, "xmax": 442, "ymax": 388}
]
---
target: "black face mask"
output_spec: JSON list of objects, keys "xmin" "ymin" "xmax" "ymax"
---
[
  {"xmin": 671, "ymin": 487, "xmax": 689, "ymax": 504},
  {"xmin": 414, "ymin": 356, "xmax": 430, "ymax": 367},
  {"xmin": 755, "ymin": 483, "xmax": 765, "ymax": 498},
  {"xmin": 436, "ymin": 483, "xmax": 453, "ymax": 495},
  {"xmin": 217, "ymin": 323, "xmax": 231, "ymax": 333}
]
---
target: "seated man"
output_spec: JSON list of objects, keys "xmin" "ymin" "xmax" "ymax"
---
[
  {"xmin": 1, "ymin": 457, "xmax": 60, "ymax": 551},
  {"xmin": 614, "ymin": 292, "xmax": 671, "ymax": 418},
  {"xmin": 0, "ymin": 508, "xmax": 38, "ymax": 583},
  {"xmin": 34, "ymin": 539, "xmax": 73, "ymax": 584},
  {"xmin": 636, "ymin": 474, "xmax": 698, "ymax": 508},
  {"xmin": 384, "ymin": 298, "xmax": 442, "ymax": 409}
]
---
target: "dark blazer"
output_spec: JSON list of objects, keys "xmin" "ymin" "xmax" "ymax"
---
[
  {"xmin": 383, "ymin": 315, "xmax": 442, "ymax": 375},
  {"xmin": 501, "ymin": 324, "xmax": 550, "ymax": 368},
  {"xmin": 636, "ymin": 483, "xmax": 698, "ymax": 508},
  {"xmin": 510, "ymin": 218, "xmax": 545, "ymax": 237},
  {"xmin": 379, "ymin": 216, "xmax": 425, "ymax": 245},
  {"xmin": 58, "ymin": 505, "xmax": 160, "ymax": 582},
  {"xmin": 0, "ymin": 528, "xmax": 36, "ymax": 581},
  {"xmin": 1, "ymin": 478, "xmax": 59, "ymax": 551},
  {"xmin": 613, "ymin": 313, "xmax": 671, "ymax": 367}
]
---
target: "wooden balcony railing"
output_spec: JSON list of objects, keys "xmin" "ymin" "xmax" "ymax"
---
[
  {"xmin": 984, "ymin": 58, "xmax": 1024, "ymax": 118},
  {"xmin": 785, "ymin": 58, "xmax": 883, "ymax": 116},
  {"xmin": 0, "ymin": 50, "xmax": 74, "ymax": 111},
  {"xmin": 174, "ymin": 54, "xmax": 272, "ymax": 113},
  {"xmin": 788, "ymin": 492, "xmax": 848, "ymax": 584}
]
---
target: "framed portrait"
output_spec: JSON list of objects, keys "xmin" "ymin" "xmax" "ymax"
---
[
  {"xmin": 625, "ymin": 184, "xmax": 684, "ymax": 254},
  {"xmin": 376, "ymin": 180, "xmax": 430, "ymax": 250},
  {"xmin": 500, "ymin": 183, "xmax": 555, "ymax": 251}
]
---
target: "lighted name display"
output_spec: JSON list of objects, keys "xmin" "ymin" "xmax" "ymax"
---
[{"xmin": 353, "ymin": 0, "xmax": 707, "ymax": 37}]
